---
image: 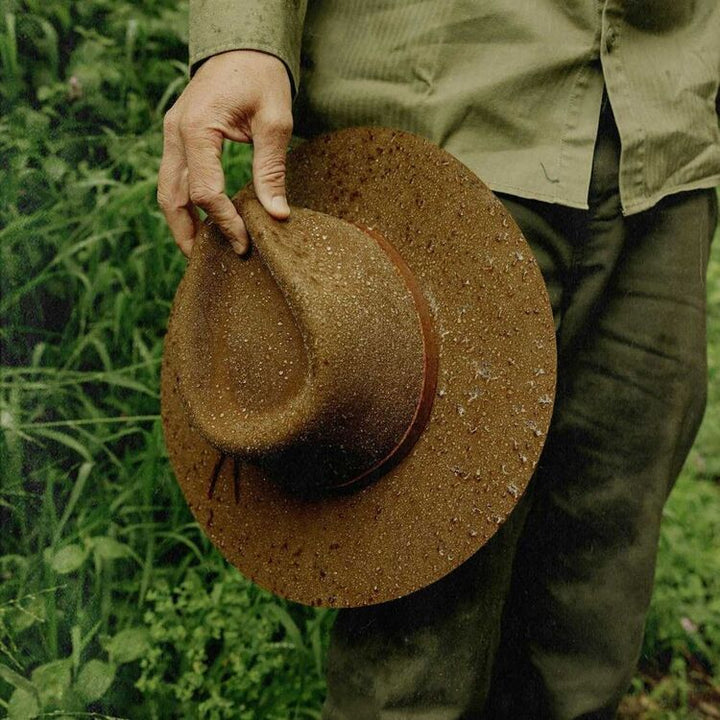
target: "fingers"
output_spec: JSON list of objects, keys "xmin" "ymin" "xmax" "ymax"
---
[
  {"xmin": 182, "ymin": 123, "xmax": 249, "ymax": 253},
  {"xmin": 251, "ymin": 109, "xmax": 293, "ymax": 219},
  {"xmin": 158, "ymin": 51, "xmax": 294, "ymax": 256},
  {"xmin": 157, "ymin": 113, "xmax": 198, "ymax": 257}
]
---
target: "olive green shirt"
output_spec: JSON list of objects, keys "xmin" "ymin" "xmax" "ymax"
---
[{"xmin": 189, "ymin": 0, "xmax": 720, "ymax": 215}]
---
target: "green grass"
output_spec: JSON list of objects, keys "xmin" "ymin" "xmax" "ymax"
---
[
  {"xmin": 0, "ymin": 1, "xmax": 718, "ymax": 718},
  {"xmin": 1, "ymin": 3, "xmax": 330, "ymax": 717}
]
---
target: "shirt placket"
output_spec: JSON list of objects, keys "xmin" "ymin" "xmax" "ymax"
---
[{"xmin": 600, "ymin": 0, "xmax": 645, "ymax": 213}]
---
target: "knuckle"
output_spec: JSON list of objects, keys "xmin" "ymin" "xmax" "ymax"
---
[
  {"xmin": 258, "ymin": 109, "xmax": 293, "ymax": 136},
  {"xmin": 256, "ymin": 162, "xmax": 286, "ymax": 187},
  {"xmin": 163, "ymin": 109, "xmax": 179, "ymax": 134},
  {"xmin": 179, "ymin": 113, "xmax": 210, "ymax": 141},
  {"xmin": 188, "ymin": 182, "xmax": 220, "ymax": 209},
  {"xmin": 156, "ymin": 180, "xmax": 171, "ymax": 209},
  {"xmin": 156, "ymin": 177, "xmax": 178, "ymax": 211}
]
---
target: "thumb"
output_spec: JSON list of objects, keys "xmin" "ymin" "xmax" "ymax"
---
[{"xmin": 251, "ymin": 111, "xmax": 293, "ymax": 219}]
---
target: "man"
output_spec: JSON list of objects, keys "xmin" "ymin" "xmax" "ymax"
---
[{"xmin": 157, "ymin": 2, "xmax": 719, "ymax": 718}]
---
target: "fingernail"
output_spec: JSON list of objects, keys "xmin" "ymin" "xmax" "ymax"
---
[
  {"xmin": 230, "ymin": 239, "xmax": 247, "ymax": 255},
  {"xmin": 271, "ymin": 195, "xmax": 290, "ymax": 217}
]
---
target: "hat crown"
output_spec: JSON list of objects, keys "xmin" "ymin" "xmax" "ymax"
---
[
  {"xmin": 171, "ymin": 192, "xmax": 436, "ymax": 491},
  {"xmin": 161, "ymin": 127, "xmax": 557, "ymax": 607}
]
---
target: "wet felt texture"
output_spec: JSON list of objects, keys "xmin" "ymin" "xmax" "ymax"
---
[
  {"xmin": 161, "ymin": 128, "xmax": 556, "ymax": 608},
  {"xmin": 321, "ymin": 101, "xmax": 718, "ymax": 720}
]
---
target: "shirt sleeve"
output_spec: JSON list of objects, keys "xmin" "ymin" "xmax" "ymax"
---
[{"xmin": 189, "ymin": 0, "xmax": 308, "ymax": 93}]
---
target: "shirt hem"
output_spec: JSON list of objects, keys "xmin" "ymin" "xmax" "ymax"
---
[
  {"xmin": 486, "ymin": 176, "xmax": 720, "ymax": 216},
  {"xmin": 485, "ymin": 180, "xmax": 590, "ymax": 211},
  {"xmin": 621, "ymin": 175, "xmax": 720, "ymax": 215}
]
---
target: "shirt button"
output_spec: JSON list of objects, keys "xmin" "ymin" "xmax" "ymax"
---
[{"xmin": 605, "ymin": 26, "xmax": 617, "ymax": 52}]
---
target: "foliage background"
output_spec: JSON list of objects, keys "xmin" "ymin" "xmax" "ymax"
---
[{"xmin": 0, "ymin": 1, "xmax": 718, "ymax": 718}]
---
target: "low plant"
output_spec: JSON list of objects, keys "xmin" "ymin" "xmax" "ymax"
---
[{"xmin": 136, "ymin": 564, "xmax": 333, "ymax": 719}]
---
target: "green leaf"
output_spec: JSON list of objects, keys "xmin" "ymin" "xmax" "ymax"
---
[
  {"xmin": 47, "ymin": 544, "xmax": 88, "ymax": 574},
  {"xmin": 90, "ymin": 535, "xmax": 130, "ymax": 561},
  {"xmin": 266, "ymin": 604, "xmax": 305, "ymax": 651},
  {"xmin": 7, "ymin": 686, "xmax": 39, "ymax": 720},
  {"xmin": 3, "ymin": 594, "xmax": 46, "ymax": 633},
  {"xmin": 30, "ymin": 658, "xmax": 71, "ymax": 708},
  {"xmin": 0, "ymin": 663, "xmax": 37, "ymax": 696},
  {"xmin": 75, "ymin": 659, "xmax": 116, "ymax": 703},
  {"xmin": 42, "ymin": 154, "xmax": 68, "ymax": 182},
  {"xmin": 53, "ymin": 461, "xmax": 94, "ymax": 544},
  {"xmin": 30, "ymin": 427, "xmax": 93, "ymax": 462},
  {"xmin": 104, "ymin": 626, "xmax": 150, "ymax": 664}
]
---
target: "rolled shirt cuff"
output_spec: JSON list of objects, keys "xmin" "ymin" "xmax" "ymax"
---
[{"xmin": 189, "ymin": 0, "xmax": 307, "ymax": 94}]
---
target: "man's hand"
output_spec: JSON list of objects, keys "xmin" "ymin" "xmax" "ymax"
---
[{"xmin": 158, "ymin": 50, "xmax": 293, "ymax": 256}]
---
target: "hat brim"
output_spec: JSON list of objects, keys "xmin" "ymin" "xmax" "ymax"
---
[{"xmin": 161, "ymin": 127, "xmax": 556, "ymax": 607}]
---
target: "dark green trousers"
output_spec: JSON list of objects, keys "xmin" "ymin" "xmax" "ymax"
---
[{"xmin": 321, "ymin": 102, "xmax": 718, "ymax": 719}]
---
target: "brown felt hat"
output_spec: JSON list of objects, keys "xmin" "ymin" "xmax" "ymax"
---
[{"xmin": 161, "ymin": 127, "xmax": 556, "ymax": 608}]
